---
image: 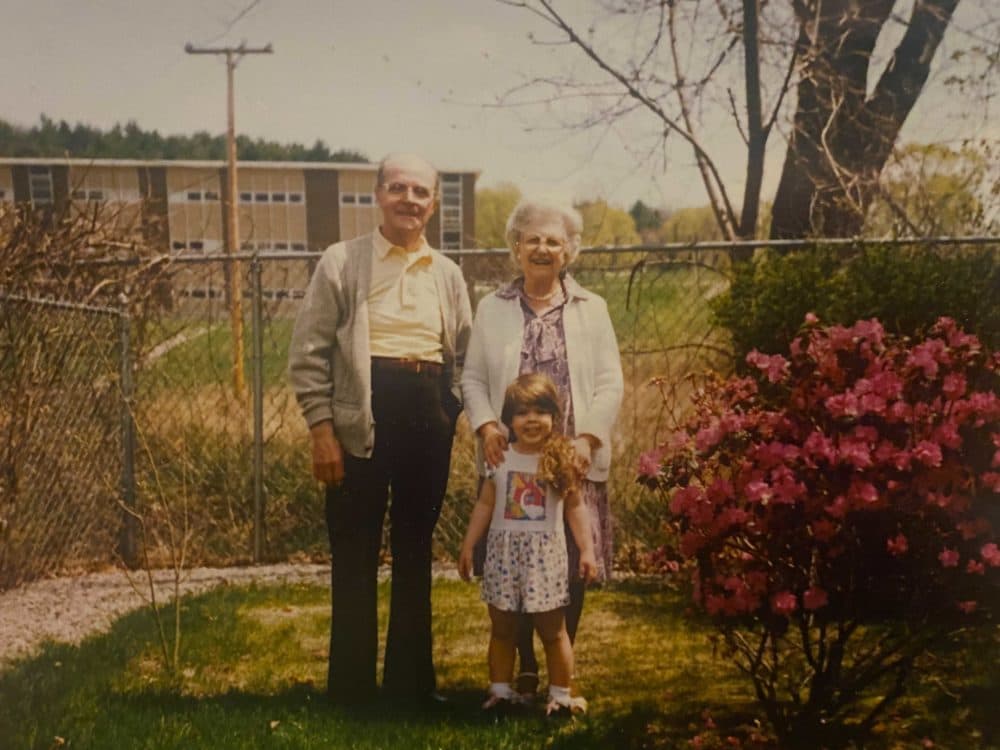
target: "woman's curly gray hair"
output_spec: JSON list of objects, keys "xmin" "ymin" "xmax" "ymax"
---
[{"xmin": 504, "ymin": 198, "xmax": 584, "ymax": 269}]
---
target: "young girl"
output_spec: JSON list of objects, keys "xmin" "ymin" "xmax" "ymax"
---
[{"xmin": 458, "ymin": 373, "xmax": 598, "ymax": 716}]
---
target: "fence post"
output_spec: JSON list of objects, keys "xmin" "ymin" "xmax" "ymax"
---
[
  {"xmin": 117, "ymin": 300, "xmax": 139, "ymax": 568},
  {"xmin": 251, "ymin": 254, "xmax": 265, "ymax": 563}
]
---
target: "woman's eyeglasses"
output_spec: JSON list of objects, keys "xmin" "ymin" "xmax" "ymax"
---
[{"xmin": 518, "ymin": 235, "xmax": 565, "ymax": 251}]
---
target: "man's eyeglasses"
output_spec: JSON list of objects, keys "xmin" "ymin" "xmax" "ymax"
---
[
  {"xmin": 382, "ymin": 182, "xmax": 434, "ymax": 201},
  {"xmin": 518, "ymin": 235, "xmax": 566, "ymax": 252}
]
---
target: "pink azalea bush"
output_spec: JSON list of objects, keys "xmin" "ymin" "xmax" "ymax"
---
[{"xmin": 639, "ymin": 316, "xmax": 999, "ymax": 749}]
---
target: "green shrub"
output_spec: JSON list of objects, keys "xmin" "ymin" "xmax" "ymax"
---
[{"xmin": 713, "ymin": 244, "xmax": 1000, "ymax": 363}]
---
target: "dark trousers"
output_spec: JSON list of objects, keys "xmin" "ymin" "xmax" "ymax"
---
[{"xmin": 325, "ymin": 363, "xmax": 457, "ymax": 703}]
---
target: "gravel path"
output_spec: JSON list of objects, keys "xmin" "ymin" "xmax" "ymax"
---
[{"xmin": 0, "ymin": 562, "xmax": 462, "ymax": 672}]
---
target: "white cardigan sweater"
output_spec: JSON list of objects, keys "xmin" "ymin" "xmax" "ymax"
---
[{"xmin": 461, "ymin": 275, "xmax": 624, "ymax": 481}]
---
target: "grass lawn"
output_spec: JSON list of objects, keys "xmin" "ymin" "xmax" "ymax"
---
[{"xmin": 1, "ymin": 579, "xmax": 996, "ymax": 750}]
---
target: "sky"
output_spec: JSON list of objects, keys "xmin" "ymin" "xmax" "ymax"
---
[{"xmin": 1, "ymin": 0, "xmax": 995, "ymax": 211}]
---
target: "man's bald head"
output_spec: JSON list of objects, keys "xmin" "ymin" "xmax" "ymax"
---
[{"xmin": 376, "ymin": 153, "xmax": 440, "ymax": 197}]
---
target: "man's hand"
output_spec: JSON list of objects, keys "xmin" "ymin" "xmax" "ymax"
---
[
  {"xmin": 310, "ymin": 421, "xmax": 345, "ymax": 485},
  {"xmin": 477, "ymin": 421, "xmax": 508, "ymax": 469}
]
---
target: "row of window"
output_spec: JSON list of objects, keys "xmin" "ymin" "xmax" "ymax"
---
[
  {"xmin": 177, "ymin": 287, "xmax": 305, "ymax": 300},
  {"xmin": 241, "ymin": 240, "xmax": 308, "ymax": 252},
  {"xmin": 170, "ymin": 239, "xmax": 308, "ymax": 253},
  {"xmin": 170, "ymin": 190, "xmax": 305, "ymax": 204},
  {"xmin": 71, "ymin": 187, "xmax": 142, "ymax": 202},
  {"xmin": 340, "ymin": 192, "xmax": 374, "ymax": 205}
]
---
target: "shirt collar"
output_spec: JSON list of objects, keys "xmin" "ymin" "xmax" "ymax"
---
[
  {"xmin": 373, "ymin": 228, "xmax": 432, "ymax": 263},
  {"xmin": 496, "ymin": 273, "xmax": 592, "ymax": 302}
]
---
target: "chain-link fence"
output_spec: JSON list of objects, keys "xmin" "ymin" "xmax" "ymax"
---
[
  {"xmin": 3, "ymin": 238, "xmax": 997, "ymax": 588},
  {"xmin": 0, "ymin": 296, "xmax": 128, "ymax": 589}
]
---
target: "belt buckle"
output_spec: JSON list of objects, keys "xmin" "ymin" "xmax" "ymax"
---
[{"xmin": 397, "ymin": 357, "xmax": 428, "ymax": 374}]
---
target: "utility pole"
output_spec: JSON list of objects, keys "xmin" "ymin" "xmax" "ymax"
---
[{"xmin": 184, "ymin": 41, "xmax": 272, "ymax": 397}]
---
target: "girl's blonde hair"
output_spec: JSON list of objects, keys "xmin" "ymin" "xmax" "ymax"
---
[{"xmin": 500, "ymin": 373, "xmax": 581, "ymax": 496}]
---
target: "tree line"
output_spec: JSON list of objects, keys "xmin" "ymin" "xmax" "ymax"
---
[{"xmin": 0, "ymin": 115, "xmax": 368, "ymax": 163}]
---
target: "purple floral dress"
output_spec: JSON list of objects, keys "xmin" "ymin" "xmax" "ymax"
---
[{"xmin": 496, "ymin": 277, "xmax": 614, "ymax": 582}]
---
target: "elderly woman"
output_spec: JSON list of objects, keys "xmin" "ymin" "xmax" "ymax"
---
[{"xmin": 461, "ymin": 198, "xmax": 624, "ymax": 698}]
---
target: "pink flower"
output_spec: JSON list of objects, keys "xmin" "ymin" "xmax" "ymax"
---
[
  {"xmin": 695, "ymin": 423, "xmax": 723, "ymax": 452},
  {"xmin": 706, "ymin": 478, "xmax": 735, "ymax": 504},
  {"xmin": 938, "ymin": 548, "xmax": 960, "ymax": 568},
  {"xmin": 669, "ymin": 485, "xmax": 704, "ymax": 516},
  {"xmin": 804, "ymin": 312, "xmax": 819, "ymax": 325},
  {"xmin": 943, "ymin": 373, "xmax": 967, "ymax": 400},
  {"xmin": 804, "ymin": 431, "xmax": 836, "ymax": 464},
  {"xmin": 887, "ymin": 534, "xmax": 909, "ymax": 556},
  {"xmin": 745, "ymin": 479, "xmax": 773, "ymax": 505},
  {"xmin": 803, "ymin": 586, "xmax": 829, "ymax": 610},
  {"xmin": 770, "ymin": 591, "xmax": 798, "ymax": 615},
  {"xmin": 826, "ymin": 495, "xmax": 849, "ymax": 518},
  {"xmin": 981, "ymin": 543, "xmax": 1000, "ymax": 567},
  {"xmin": 637, "ymin": 448, "xmax": 664, "ymax": 478},
  {"xmin": 908, "ymin": 339, "xmax": 949, "ymax": 378},
  {"xmin": 958, "ymin": 600, "xmax": 978, "ymax": 614},
  {"xmin": 933, "ymin": 421, "xmax": 962, "ymax": 450},
  {"xmin": 838, "ymin": 439, "xmax": 873, "ymax": 469},
  {"xmin": 825, "ymin": 393, "xmax": 860, "ymax": 418},
  {"xmin": 849, "ymin": 480, "xmax": 879, "ymax": 505},
  {"xmin": 870, "ymin": 370, "xmax": 904, "ymax": 399},
  {"xmin": 981, "ymin": 472, "xmax": 1000, "ymax": 493},
  {"xmin": 746, "ymin": 350, "xmax": 789, "ymax": 384},
  {"xmin": 851, "ymin": 318, "xmax": 885, "ymax": 345},
  {"xmin": 967, "ymin": 560, "xmax": 985, "ymax": 575},
  {"xmin": 887, "ymin": 400, "xmax": 912, "ymax": 422},
  {"xmin": 913, "ymin": 441, "xmax": 943, "ymax": 467}
]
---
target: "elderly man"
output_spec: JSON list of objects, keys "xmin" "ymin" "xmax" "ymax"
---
[{"xmin": 288, "ymin": 153, "xmax": 472, "ymax": 706}]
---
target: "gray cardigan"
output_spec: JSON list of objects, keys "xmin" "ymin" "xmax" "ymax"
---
[{"xmin": 288, "ymin": 232, "xmax": 472, "ymax": 458}]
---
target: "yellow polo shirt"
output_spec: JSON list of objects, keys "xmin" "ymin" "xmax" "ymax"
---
[{"xmin": 368, "ymin": 229, "xmax": 444, "ymax": 363}]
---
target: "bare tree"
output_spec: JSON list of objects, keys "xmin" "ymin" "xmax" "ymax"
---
[{"xmin": 498, "ymin": 0, "xmax": 997, "ymax": 240}]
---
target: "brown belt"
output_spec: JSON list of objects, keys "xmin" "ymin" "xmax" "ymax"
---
[{"xmin": 371, "ymin": 356, "xmax": 444, "ymax": 377}]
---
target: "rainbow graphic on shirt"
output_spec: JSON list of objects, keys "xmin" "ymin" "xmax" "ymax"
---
[{"xmin": 504, "ymin": 470, "xmax": 546, "ymax": 521}]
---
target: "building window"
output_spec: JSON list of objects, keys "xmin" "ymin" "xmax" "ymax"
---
[
  {"xmin": 341, "ymin": 194, "xmax": 357, "ymax": 205},
  {"xmin": 29, "ymin": 166, "xmax": 54, "ymax": 205},
  {"xmin": 169, "ymin": 239, "xmax": 222, "ymax": 255},
  {"xmin": 439, "ymin": 174, "xmax": 462, "ymax": 249}
]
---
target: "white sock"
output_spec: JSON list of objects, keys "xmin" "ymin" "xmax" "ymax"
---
[
  {"xmin": 490, "ymin": 682, "xmax": 514, "ymax": 699},
  {"xmin": 548, "ymin": 684, "xmax": 571, "ymax": 704}
]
